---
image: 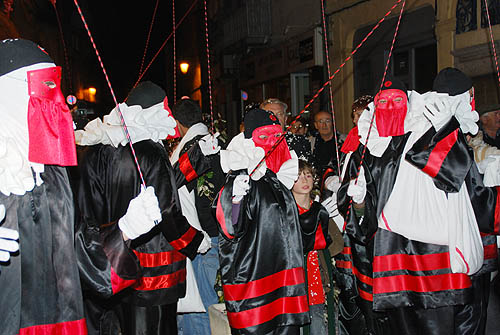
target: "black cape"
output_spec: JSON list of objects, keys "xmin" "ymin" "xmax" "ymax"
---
[{"xmin": 0, "ymin": 166, "xmax": 87, "ymax": 334}]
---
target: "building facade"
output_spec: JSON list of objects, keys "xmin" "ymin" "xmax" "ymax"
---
[
  {"xmin": 210, "ymin": 0, "xmax": 330, "ymax": 136},
  {"xmin": 325, "ymin": 0, "xmax": 500, "ymax": 133}
]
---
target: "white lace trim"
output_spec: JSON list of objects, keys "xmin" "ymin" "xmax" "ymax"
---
[{"xmin": 75, "ymin": 101, "xmax": 177, "ymax": 147}]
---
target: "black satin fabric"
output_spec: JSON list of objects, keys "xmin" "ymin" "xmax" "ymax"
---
[
  {"xmin": 373, "ymin": 228, "xmax": 472, "ymax": 311},
  {"xmin": 406, "ymin": 117, "xmax": 473, "ymax": 193},
  {"xmin": 335, "ymin": 126, "xmax": 499, "ymax": 334},
  {"xmin": 115, "ymin": 302, "xmax": 178, "ymax": 335},
  {"xmin": 338, "ymin": 134, "xmax": 411, "ymax": 246},
  {"xmin": 72, "ymin": 140, "xmax": 207, "ymax": 333},
  {"xmin": 83, "ymin": 295, "xmax": 177, "ymax": 335},
  {"xmin": 217, "ymin": 170, "xmax": 309, "ymax": 334},
  {"xmin": 298, "ymin": 201, "xmax": 331, "ymax": 252},
  {"xmin": 464, "ymin": 158, "xmax": 499, "ymax": 235},
  {"xmin": 0, "ymin": 166, "xmax": 85, "ymax": 334}
]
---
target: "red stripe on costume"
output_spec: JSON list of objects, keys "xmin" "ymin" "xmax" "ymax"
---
[
  {"xmin": 421, "ymin": 129, "xmax": 458, "ymax": 177},
  {"xmin": 216, "ymin": 187, "xmax": 234, "ymax": 239},
  {"xmin": 341, "ymin": 247, "xmax": 352, "ymax": 255},
  {"xmin": 455, "ymin": 248, "xmax": 470, "ymax": 274},
  {"xmin": 313, "ymin": 224, "xmax": 326, "ymax": 250},
  {"xmin": 169, "ymin": 226, "xmax": 197, "ymax": 250},
  {"xmin": 373, "ymin": 272, "xmax": 471, "ymax": 294},
  {"xmin": 484, "ymin": 244, "xmax": 498, "ymax": 260},
  {"xmin": 19, "ymin": 318, "xmax": 87, "ymax": 335},
  {"xmin": 336, "ymin": 260, "xmax": 373, "ymax": 286},
  {"xmin": 223, "ymin": 267, "xmax": 305, "ymax": 302},
  {"xmin": 178, "ymin": 152, "xmax": 198, "ymax": 182},
  {"xmin": 227, "ymin": 295, "xmax": 309, "ymax": 329},
  {"xmin": 358, "ymin": 287, "xmax": 373, "ymax": 301},
  {"xmin": 373, "ymin": 252, "xmax": 453, "ymax": 272},
  {"xmin": 133, "ymin": 249, "xmax": 186, "ymax": 268},
  {"xmin": 381, "ymin": 211, "xmax": 392, "ymax": 231},
  {"xmin": 134, "ymin": 268, "xmax": 186, "ymax": 291},
  {"xmin": 341, "ymin": 126, "xmax": 360, "ymax": 153},
  {"xmin": 320, "ymin": 168, "xmax": 335, "ymax": 193},
  {"xmin": 111, "ymin": 266, "xmax": 138, "ymax": 294},
  {"xmin": 495, "ymin": 187, "xmax": 500, "ymax": 234}
]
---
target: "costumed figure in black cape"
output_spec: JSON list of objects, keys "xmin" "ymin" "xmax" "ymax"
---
[
  {"xmin": 0, "ymin": 38, "xmax": 87, "ymax": 334},
  {"xmin": 336, "ymin": 72, "xmax": 500, "ymax": 334},
  {"xmin": 215, "ymin": 108, "xmax": 311, "ymax": 335},
  {"xmin": 73, "ymin": 81, "xmax": 219, "ymax": 334}
]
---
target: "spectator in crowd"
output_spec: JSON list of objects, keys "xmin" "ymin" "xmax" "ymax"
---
[
  {"xmin": 292, "ymin": 159, "xmax": 341, "ymax": 335},
  {"xmin": 478, "ymin": 106, "xmax": 500, "ymax": 149},
  {"xmin": 260, "ymin": 98, "xmax": 288, "ymax": 130},
  {"xmin": 289, "ymin": 116, "xmax": 309, "ymax": 135},
  {"xmin": 170, "ymin": 98, "xmax": 224, "ymax": 335},
  {"xmin": 311, "ymin": 110, "xmax": 345, "ymax": 176}
]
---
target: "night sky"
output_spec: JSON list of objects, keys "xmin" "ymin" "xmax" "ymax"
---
[{"xmin": 74, "ymin": 0, "xmax": 176, "ymax": 104}]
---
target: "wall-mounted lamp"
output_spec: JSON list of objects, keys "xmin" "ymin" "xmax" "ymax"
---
[{"xmin": 179, "ymin": 62, "xmax": 190, "ymax": 74}]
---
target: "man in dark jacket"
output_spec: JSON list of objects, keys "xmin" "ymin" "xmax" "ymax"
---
[{"xmin": 171, "ymin": 98, "xmax": 224, "ymax": 335}]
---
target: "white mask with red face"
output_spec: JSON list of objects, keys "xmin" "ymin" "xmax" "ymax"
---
[
  {"xmin": 251, "ymin": 124, "xmax": 291, "ymax": 173},
  {"xmin": 374, "ymin": 88, "xmax": 408, "ymax": 137},
  {"xmin": 26, "ymin": 65, "xmax": 77, "ymax": 166}
]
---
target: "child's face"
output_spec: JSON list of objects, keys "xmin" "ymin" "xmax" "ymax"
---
[{"xmin": 292, "ymin": 170, "xmax": 314, "ymax": 195}]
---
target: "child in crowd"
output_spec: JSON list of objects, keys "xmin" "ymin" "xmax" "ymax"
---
[{"xmin": 292, "ymin": 159, "xmax": 338, "ymax": 335}]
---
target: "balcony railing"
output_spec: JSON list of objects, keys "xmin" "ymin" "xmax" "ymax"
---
[{"xmin": 222, "ymin": 0, "xmax": 271, "ymax": 48}]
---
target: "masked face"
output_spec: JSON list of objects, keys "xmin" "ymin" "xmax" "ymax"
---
[
  {"xmin": 470, "ymin": 87, "xmax": 476, "ymax": 111},
  {"xmin": 374, "ymin": 89, "xmax": 407, "ymax": 137},
  {"xmin": 164, "ymin": 96, "xmax": 180, "ymax": 139},
  {"xmin": 252, "ymin": 124, "xmax": 291, "ymax": 173},
  {"xmin": 26, "ymin": 66, "xmax": 77, "ymax": 166}
]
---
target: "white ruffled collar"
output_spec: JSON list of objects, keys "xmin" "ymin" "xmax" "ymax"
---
[
  {"xmin": 0, "ymin": 63, "xmax": 54, "ymax": 196},
  {"xmin": 220, "ymin": 132, "xmax": 299, "ymax": 189},
  {"xmin": 170, "ymin": 122, "xmax": 208, "ymax": 164},
  {"xmin": 75, "ymin": 101, "xmax": 177, "ymax": 147}
]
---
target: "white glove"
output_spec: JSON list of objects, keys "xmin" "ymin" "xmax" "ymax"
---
[
  {"xmin": 454, "ymin": 99, "xmax": 479, "ymax": 135},
  {"xmin": 479, "ymin": 155, "xmax": 500, "ymax": 187},
  {"xmin": 232, "ymin": 175, "xmax": 250, "ymax": 203},
  {"xmin": 118, "ymin": 186, "xmax": 162, "ymax": 240},
  {"xmin": 319, "ymin": 194, "xmax": 345, "ymax": 231},
  {"xmin": 0, "ymin": 204, "xmax": 19, "ymax": 262},
  {"xmin": 347, "ymin": 167, "xmax": 366, "ymax": 204},
  {"xmin": 197, "ymin": 231, "xmax": 212, "ymax": 254},
  {"xmin": 199, "ymin": 132, "xmax": 220, "ymax": 156},
  {"xmin": 324, "ymin": 175, "xmax": 341, "ymax": 193},
  {"xmin": 477, "ymin": 156, "xmax": 497, "ymax": 174},
  {"xmin": 321, "ymin": 195, "xmax": 338, "ymax": 218},
  {"xmin": 424, "ymin": 98, "xmax": 453, "ymax": 131}
]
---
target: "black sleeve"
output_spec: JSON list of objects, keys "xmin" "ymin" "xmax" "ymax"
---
[
  {"xmin": 406, "ymin": 117, "xmax": 473, "ymax": 193},
  {"xmin": 337, "ymin": 147, "xmax": 378, "ymax": 245},
  {"xmin": 194, "ymin": 154, "xmax": 226, "ymax": 237}
]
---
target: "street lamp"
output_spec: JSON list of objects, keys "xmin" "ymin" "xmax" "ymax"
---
[
  {"xmin": 87, "ymin": 87, "xmax": 96, "ymax": 102},
  {"xmin": 179, "ymin": 62, "xmax": 189, "ymax": 74}
]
